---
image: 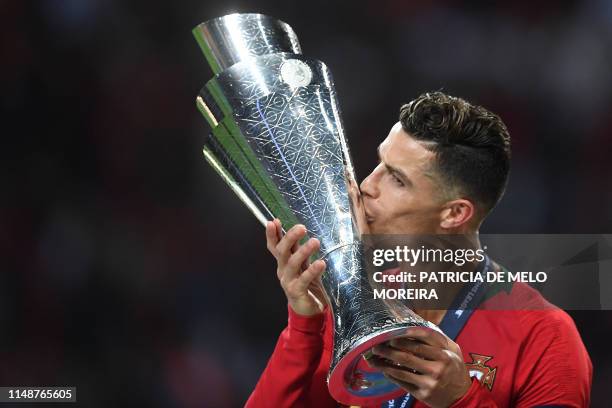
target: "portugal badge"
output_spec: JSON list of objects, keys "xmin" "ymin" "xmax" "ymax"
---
[{"xmin": 466, "ymin": 353, "xmax": 497, "ymax": 391}]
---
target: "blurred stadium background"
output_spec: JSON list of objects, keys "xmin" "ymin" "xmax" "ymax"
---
[{"xmin": 1, "ymin": 0, "xmax": 611, "ymax": 406}]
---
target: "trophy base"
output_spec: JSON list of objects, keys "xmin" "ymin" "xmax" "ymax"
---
[{"xmin": 328, "ymin": 324, "xmax": 439, "ymax": 406}]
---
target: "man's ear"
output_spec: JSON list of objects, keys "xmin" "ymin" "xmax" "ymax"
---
[{"xmin": 439, "ymin": 199, "xmax": 475, "ymax": 229}]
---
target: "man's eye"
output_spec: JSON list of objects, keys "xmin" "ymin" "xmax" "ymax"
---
[{"xmin": 392, "ymin": 174, "xmax": 404, "ymax": 186}]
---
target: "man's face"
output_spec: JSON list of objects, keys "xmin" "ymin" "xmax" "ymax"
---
[{"xmin": 360, "ymin": 123, "xmax": 446, "ymax": 235}]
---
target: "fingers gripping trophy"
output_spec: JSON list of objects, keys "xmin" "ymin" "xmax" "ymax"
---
[{"xmin": 192, "ymin": 13, "xmax": 437, "ymax": 406}]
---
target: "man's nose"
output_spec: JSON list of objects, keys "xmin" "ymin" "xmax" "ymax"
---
[{"xmin": 360, "ymin": 170, "xmax": 379, "ymax": 198}]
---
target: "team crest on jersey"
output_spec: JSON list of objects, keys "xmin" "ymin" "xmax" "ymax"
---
[{"xmin": 465, "ymin": 353, "xmax": 497, "ymax": 391}]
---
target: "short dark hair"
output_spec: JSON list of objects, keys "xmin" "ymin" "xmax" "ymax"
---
[{"xmin": 399, "ymin": 91, "xmax": 511, "ymax": 213}]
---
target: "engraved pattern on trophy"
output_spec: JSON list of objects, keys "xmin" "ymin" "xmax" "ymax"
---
[
  {"xmin": 202, "ymin": 54, "xmax": 349, "ymax": 239},
  {"xmin": 235, "ymin": 86, "xmax": 351, "ymax": 253}
]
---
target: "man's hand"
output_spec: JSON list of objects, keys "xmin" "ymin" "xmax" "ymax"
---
[
  {"xmin": 265, "ymin": 219, "xmax": 327, "ymax": 316},
  {"xmin": 367, "ymin": 327, "xmax": 472, "ymax": 408}
]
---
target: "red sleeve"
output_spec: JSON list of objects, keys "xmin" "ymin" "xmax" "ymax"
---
[
  {"xmin": 245, "ymin": 305, "xmax": 337, "ymax": 408},
  {"xmin": 512, "ymin": 310, "xmax": 592, "ymax": 408}
]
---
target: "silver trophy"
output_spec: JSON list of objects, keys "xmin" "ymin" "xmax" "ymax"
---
[{"xmin": 193, "ymin": 13, "xmax": 436, "ymax": 405}]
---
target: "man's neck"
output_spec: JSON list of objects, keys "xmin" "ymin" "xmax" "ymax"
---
[
  {"xmin": 412, "ymin": 281, "xmax": 465, "ymax": 326},
  {"xmin": 412, "ymin": 233, "xmax": 484, "ymax": 326}
]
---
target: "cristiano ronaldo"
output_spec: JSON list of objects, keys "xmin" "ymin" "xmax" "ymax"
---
[{"xmin": 246, "ymin": 92, "xmax": 592, "ymax": 408}]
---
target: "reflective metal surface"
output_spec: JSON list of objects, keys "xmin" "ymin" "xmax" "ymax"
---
[
  {"xmin": 194, "ymin": 13, "xmax": 301, "ymax": 74},
  {"xmin": 193, "ymin": 13, "xmax": 436, "ymax": 405}
]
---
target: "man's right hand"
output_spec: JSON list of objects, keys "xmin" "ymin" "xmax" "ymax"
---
[{"xmin": 265, "ymin": 219, "xmax": 327, "ymax": 316}]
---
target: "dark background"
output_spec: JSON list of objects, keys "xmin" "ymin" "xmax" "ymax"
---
[{"xmin": 2, "ymin": 0, "xmax": 611, "ymax": 406}]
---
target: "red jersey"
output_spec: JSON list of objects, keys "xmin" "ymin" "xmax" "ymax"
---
[{"xmin": 246, "ymin": 282, "xmax": 592, "ymax": 407}]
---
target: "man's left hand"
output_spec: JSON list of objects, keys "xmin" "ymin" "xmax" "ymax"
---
[{"xmin": 367, "ymin": 327, "xmax": 472, "ymax": 408}]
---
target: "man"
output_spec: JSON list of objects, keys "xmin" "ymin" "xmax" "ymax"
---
[{"xmin": 246, "ymin": 92, "xmax": 592, "ymax": 407}]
